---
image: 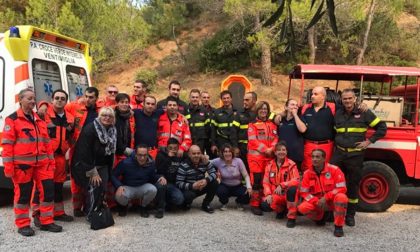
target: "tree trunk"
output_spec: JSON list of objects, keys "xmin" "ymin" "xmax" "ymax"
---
[
  {"xmin": 308, "ymin": 26, "xmax": 316, "ymax": 64},
  {"xmin": 357, "ymin": 0, "xmax": 376, "ymax": 65},
  {"xmin": 254, "ymin": 14, "xmax": 272, "ymax": 86},
  {"xmin": 261, "ymin": 40, "xmax": 272, "ymax": 86}
]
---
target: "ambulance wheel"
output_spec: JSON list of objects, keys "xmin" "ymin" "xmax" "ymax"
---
[
  {"xmin": 358, "ymin": 161, "xmax": 399, "ymax": 212},
  {"xmin": 0, "ymin": 188, "xmax": 13, "ymax": 206}
]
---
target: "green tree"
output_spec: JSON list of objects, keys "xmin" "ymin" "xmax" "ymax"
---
[
  {"xmin": 56, "ymin": 1, "xmax": 84, "ymax": 39},
  {"xmin": 25, "ymin": 0, "xmax": 62, "ymax": 30},
  {"xmin": 224, "ymin": 0, "xmax": 277, "ymax": 85}
]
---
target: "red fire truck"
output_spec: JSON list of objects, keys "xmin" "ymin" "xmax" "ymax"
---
[{"xmin": 288, "ymin": 64, "xmax": 420, "ymax": 212}]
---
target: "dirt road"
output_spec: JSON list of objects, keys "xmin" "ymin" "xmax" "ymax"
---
[{"xmin": 0, "ymin": 186, "xmax": 419, "ymax": 251}]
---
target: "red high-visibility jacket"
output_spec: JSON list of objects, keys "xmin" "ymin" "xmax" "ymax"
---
[
  {"xmin": 130, "ymin": 94, "xmax": 144, "ymax": 110},
  {"xmin": 247, "ymin": 119, "xmax": 278, "ymax": 158},
  {"xmin": 1, "ymin": 108, "xmax": 55, "ymax": 176},
  {"xmin": 97, "ymin": 97, "xmax": 116, "ymax": 108},
  {"xmin": 45, "ymin": 105, "xmax": 74, "ymax": 155},
  {"xmin": 263, "ymin": 157, "xmax": 300, "ymax": 196},
  {"xmin": 157, "ymin": 112, "xmax": 192, "ymax": 152},
  {"xmin": 299, "ymin": 163, "xmax": 347, "ymax": 204}
]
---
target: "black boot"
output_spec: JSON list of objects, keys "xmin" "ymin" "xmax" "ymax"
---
[
  {"xmin": 286, "ymin": 219, "xmax": 296, "ymax": 228},
  {"xmin": 118, "ymin": 205, "xmax": 128, "ymax": 217},
  {"xmin": 18, "ymin": 226, "xmax": 35, "ymax": 237},
  {"xmin": 251, "ymin": 206, "xmax": 263, "ymax": 216},
  {"xmin": 54, "ymin": 214, "xmax": 74, "ymax": 222},
  {"xmin": 139, "ymin": 206, "xmax": 149, "ymax": 218},
  {"xmin": 275, "ymin": 211, "xmax": 286, "ymax": 219},
  {"xmin": 345, "ymin": 215, "xmax": 355, "ymax": 227},
  {"xmin": 155, "ymin": 209, "xmax": 164, "ymax": 218},
  {"xmin": 346, "ymin": 202, "xmax": 357, "ymax": 227},
  {"xmin": 334, "ymin": 225, "xmax": 344, "ymax": 237},
  {"xmin": 40, "ymin": 223, "xmax": 63, "ymax": 232}
]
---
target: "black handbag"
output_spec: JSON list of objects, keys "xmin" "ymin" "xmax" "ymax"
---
[{"xmin": 90, "ymin": 205, "xmax": 115, "ymax": 230}]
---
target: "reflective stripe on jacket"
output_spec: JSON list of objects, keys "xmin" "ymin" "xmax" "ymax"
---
[
  {"xmin": 157, "ymin": 112, "xmax": 192, "ymax": 151},
  {"xmin": 247, "ymin": 119, "xmax": 278, "ymax": 157},
  {"xmin": 299, "ymin": 163, "xmax": 347, "ymax": 204},
  {"xmin": 1, "ymin": 108, "xmax": 55, "ymax": 175},
  {"xmin": 263, "ymin": 157, "xmax": 300, "ymax": 196}
]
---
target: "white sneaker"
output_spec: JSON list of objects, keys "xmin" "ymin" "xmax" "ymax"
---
[
  {"xmin": 236, "ymin": 203, "xmax": 244, "ymax": 211},
  {"xmin": 220, "ymin": 204, "xmax": 227, "ymax": 211}
]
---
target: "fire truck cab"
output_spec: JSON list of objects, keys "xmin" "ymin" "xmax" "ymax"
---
[
  {"xmin": 0, "ymin": 26, "xmax": 92, "ymax": 203},
  {"xmin": 289, "ymin": 64, "xmax": 420, "ymax": 212}
]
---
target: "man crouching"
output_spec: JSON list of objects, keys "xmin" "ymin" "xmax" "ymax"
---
[
  {"xmin": 111, "ymin": 144, "xmax": 167, "ymax": 218},
  {"xmin": 298, "ymin": 149, "xmax": 348, "ymax": 237},
  {"xmin": 176, "ymin": 145, "xmax": 219, "ymax": 213}
]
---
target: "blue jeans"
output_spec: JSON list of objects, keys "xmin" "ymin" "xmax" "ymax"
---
[{"xmin": 166, "ymin": 183, "xmax": 184, "ymax": 206}]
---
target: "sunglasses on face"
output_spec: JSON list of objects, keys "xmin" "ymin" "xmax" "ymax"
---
[
  {"xmin": 54, "ymin": 96, "xmax": 66, "ymax": 101},
  {"xmin": 108, "ymin": 91, "xmax": 118, "ymax": 94}
]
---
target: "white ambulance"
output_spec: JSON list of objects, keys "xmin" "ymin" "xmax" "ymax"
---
[{"xmin": 0, "ymin": 25, "xmax": 92, "ymax": 195}]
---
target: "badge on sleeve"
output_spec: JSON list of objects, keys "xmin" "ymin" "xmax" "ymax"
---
[
  {"xmin": 325, "ymin": 172, "xmax": 331, "ymax": 179},
  {"xmin": 4, "ymin": 125, "xmax": 11, "ymax": 131}
]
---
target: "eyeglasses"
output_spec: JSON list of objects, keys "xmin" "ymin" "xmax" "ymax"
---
[
  {"xmin": 54, "ymin": 96, "xmax": 66, "ymax": 101},
  {"xmin": 108, "ymin": 91, "xmax": 118, "ymax": 94}
]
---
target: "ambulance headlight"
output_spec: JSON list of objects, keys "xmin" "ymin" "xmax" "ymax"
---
[{"xmin": 9, "ymin": 26, "xmax": 21, "ymax": 38}]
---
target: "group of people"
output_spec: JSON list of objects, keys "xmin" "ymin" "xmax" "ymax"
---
[{"xmin": 1, "ymin": 79, "xmax": 387, "ymax": 238}]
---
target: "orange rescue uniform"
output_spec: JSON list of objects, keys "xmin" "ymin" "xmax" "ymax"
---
[
  {"xmin": 130, "ymin": 94, "xmax": 144, "ymax": 110},
  {"xmin": 263, "ymin": 158, "xmax": 300, "ymax": 219},
  {"xmin": 1, "ymin": 109, "xmax": 56, "ymax": 228},
  {"xmin": 247, "ymin": 119, "xmax": 278, "ymax": 207},
  {"xmin": 298, "ymin": 163, "xmax": 348, "ymax": 226},
  {"xmin": 157, "ymin": 112, "xmax": 192, "ymax": 152}
]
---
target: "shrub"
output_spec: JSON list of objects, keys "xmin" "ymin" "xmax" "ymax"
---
[
  {"xmin": 199, "ymin": 24, "xmax": 251, "ymax": 72},
  {"xmin": 135, "ymin": 69, "xmax": 158, "ymax": 92}
]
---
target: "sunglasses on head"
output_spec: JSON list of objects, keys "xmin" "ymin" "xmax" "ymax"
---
[{"xmin": 54, "ymin": 96, "xmax": 66, "ymax": 101}]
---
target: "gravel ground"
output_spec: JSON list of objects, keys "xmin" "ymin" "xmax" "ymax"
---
[{"xmin": 1, "ymin": 185, "xmax": 420, "ymax": 252}]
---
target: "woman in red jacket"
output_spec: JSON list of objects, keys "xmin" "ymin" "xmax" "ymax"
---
[
  {"xmin": 261, "ymin": 141, "xmax": 300, "ymax": 228},
  {"xmin": 247, "ymin": 101, "xmax": 278, "ymax": 215}
]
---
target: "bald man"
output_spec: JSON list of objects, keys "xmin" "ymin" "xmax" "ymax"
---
[
  {"xmin": 299, "ymin": 87, "xmax": 336, "ymax": 171},
  {"xmin": 176, "ymin": 145, "xmax": 218, "ymax": 213}
]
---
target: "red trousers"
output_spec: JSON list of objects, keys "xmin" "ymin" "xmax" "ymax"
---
[
  {"xmin": 248, "ymin": 157, "xmax": 272, "ymax": 207},
  {"xmin": 70, "ymin": 178, "xmax": 84, "ymax": 210},
  {"xmin": 53, "ymin": 155, "xmax": 66, "ymax": 216},
  {"xmin": 13, "ymin": 161, "xmax": 54, "ymax": 228},
  {"xmin": 301, "ymin": 141, "xmax": 334, "ymax": 171},
  {"xmin": 298, "ymin": 193, "xmax": 348, "ymax": 226},
  {"xmin": 264, "ymin": 193, "xmax": 298, "ymax": 219},
  {"xmin": 33, "ymin": 154, "xmax": 67, "ymax": 217}
]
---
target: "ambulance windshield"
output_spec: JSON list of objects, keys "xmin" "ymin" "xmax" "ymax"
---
[
  {"xmin": 32, "ymin": 59, "xmax": 62, "ymax": 104},
  {"xmin": 66, "ymin": 65, "xmax": 88, "ymax": 102}
]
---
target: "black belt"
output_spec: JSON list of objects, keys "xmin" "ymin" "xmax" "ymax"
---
[{"xmin": 305, "ymin": 140, "xmax": 332, "ymax": 144}]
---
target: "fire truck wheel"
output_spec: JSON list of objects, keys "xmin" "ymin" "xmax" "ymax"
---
[
  {"xmin": 0, "ymin": 188, "xmax": 13, "ymax": 206},
  {"xmin": 358, "ymin": 161, "xmax": 400, "ymax": 212}
]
